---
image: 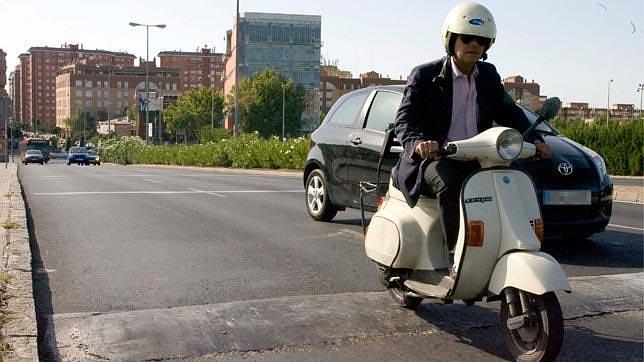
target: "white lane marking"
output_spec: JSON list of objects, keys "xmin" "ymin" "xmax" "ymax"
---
[
  {"xmin": 33, "ymin": 190, "xmax": 302, "ymax": 196},
  {"xmin": 188, "ymin": 188, "xmax": 226, "ymax": 198},
  {"xmin": 608, "ymin": 224, "xmax": 644, "ymax": 231},
  {"xmin": 144, "ymin": 179, "xmax": 162, "ymax": 184},
  {"xmin": 613, "ymin": 200, "xmax": 643, "ymax": 205}
]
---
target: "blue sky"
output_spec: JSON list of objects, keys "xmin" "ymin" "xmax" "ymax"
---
[{"xmin": 1, "ymin": 0, "xmax": 643, "ymax": 108}]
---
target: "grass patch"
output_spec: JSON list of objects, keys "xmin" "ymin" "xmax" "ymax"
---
[
  {"xmin": 0, "ymin": 274, "xmax": 10, "ymax": 284},
  {"xmin": 1, "ymin": 221, "xmax": 20, "ymax": 230}
]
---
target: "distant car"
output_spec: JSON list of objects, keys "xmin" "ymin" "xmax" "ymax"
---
[
  {"xmin": 50, "ymin": 149, "xmax": 68, "ymax": 159},
  {"xmin": 67, "ymin": 147, "xmax": 89, "ymax": 166},
  {"xmin": 23, "ymin": 149, "xmax": 44, "ymax": 165},
  {"xmin": 303, "ymin": 85, "xmax": 613, "ymax": 240},
  {"xmin": 87, "ymin": 150, "xmax": 101, "ymax": 166}
]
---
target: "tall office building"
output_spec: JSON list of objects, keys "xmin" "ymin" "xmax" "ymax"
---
[
  {"xmin": 158, "ymin": 47, "xmax": 225, "ymax": 93},
  {"xmin": 224, "ymin": 12, "xmax": 322, "ymax": 132},
  {"xmin": 14, "ymin": 44, "xmax": 135, "ymax": 129}
]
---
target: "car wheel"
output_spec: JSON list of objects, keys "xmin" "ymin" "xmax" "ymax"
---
[
  {"xmin": 305, "ymin": 169, "xmax": 338, "ymax": 221},
  {"xmin": 40, "ymin": 161, "xmax": 44, "ymax": 165}
]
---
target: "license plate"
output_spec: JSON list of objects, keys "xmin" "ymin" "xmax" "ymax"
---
[{"xmin": 543, "ymin": 190, "xmax": 591, "ymax": 205}]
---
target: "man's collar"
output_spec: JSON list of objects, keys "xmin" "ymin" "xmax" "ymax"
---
[{"xmin": 450, "ymin": 56, "xmax": 479, "ymax": 79}]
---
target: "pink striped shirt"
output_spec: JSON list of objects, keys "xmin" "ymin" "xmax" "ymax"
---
[{"xmin": 446, "ymin": 57, "xmax": 479, "ymax": 144}]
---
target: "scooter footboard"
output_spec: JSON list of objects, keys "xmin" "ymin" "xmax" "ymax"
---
[{"xmin": 488, "ymin": 252, "xmax": 571, "ymax": 295}]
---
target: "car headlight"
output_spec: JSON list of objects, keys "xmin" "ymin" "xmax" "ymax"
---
[
  {"xmin": 497, "ymin": 129, "xmax": 523, "ymax": 160},
  {"xmin": 583, "ymin": 146, "xmax": 608, "ymax": 178}
]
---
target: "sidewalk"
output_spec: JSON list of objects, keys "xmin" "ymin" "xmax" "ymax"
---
[{"xmin": 0, "ymin": 162, "xmax": 38, "ymax": 360}]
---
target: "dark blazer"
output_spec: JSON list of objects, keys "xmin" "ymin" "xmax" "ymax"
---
[{"xmin": 393, "ymin": 56, "xmax": 533, "ymax": 207}]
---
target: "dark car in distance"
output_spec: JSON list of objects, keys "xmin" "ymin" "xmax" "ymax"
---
[
  {"xmin": 304, "ymin": 85, "xmax": 613, "ymax": 240},
  {"xmin": 87, "ymin": 150, "xmax": 101, "ymax": 166},
  {"xmin": 22, "ymin": 149, "xmax": 44, "ymax": 165},
  {"xmin": 67, "ymin": 147, "xmax": 90, "ymax": 166}
]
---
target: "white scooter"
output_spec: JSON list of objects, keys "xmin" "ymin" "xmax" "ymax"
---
[{"xmin": 363, "ymin": 98, "xmax": 569, "ymax": 361}]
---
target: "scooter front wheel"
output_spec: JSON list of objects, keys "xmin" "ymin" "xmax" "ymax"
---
[{"xmin": 500, "ymin": 290, "xmax": 563, "ymax": 361}]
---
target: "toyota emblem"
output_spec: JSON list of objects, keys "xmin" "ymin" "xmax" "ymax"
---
[{"xmin": 557, "ymin": 161, "xmax": 573, "ymax": 175}]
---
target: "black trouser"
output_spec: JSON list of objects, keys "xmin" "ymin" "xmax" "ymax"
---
[{"xmin": 422, "ymin": 159, "xmax": 480, "ymax": 250}]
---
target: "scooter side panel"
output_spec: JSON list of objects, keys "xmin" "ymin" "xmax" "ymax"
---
[
  {"xmin": 451, "ymin": 171, "xmax": 502, "ymax": 299},
  {"xmin": 365, "ymin": 182, "xmax": 447, "ymax": 270},
  {"xmin": 493, "ymin": 172, "xmax": 542, "ymax": 253},
  {"xmin": 488, "ymin": 251, "xmax": 571, "ymax": 295}
]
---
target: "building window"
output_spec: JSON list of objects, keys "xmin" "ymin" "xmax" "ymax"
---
[
  {"xmin": 117, "ymin": 81, "xmax": 122, "ymax": 88},
  {"xmin": 75, "ymin": 90, "xmax": 83, "ymax": 97},
  {"xmin": 85, "ymin": 80, "xmax": 92, "ymax": 88},
  {"xmin": 124, "ymin": 81, "xmax": 129, "ymax": 88},
  {"xmin": 75, "ymin": 80, "xmax": 83, "ymax": 87},
  {"xmin": 85, "ymin": 90, "xmax": 92, "ymax": 97}
]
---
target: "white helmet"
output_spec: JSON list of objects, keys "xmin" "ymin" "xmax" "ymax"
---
[{"xmin": 442, "ymin": 2, "xmax": 497, "ymax": 54}]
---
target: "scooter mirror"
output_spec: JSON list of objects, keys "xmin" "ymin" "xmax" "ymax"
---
[{"xmin": 537, "ymin": 97, "xmax": 562, "ymax": 121}]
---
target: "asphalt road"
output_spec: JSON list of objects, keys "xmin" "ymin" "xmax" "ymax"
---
[{"xmin": 17, "ymin": 161, "xmax": 643, "ymax": 359}]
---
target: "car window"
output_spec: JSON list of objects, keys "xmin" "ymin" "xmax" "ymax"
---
[
  {"xmin": 326, "ymin": 91, "xmax": 369, "ymax": 127},
  {"xmin": 70, "ymin": 147, "xmax": 86, "ymax": 153},
  {"xmin": 364, "ymin": 91, "xmax": 403, "ymax": 132}
]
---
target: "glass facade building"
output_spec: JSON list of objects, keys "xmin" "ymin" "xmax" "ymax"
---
[{"xmin": 239, "ymin": 13, "xmax": 321, "ymax": 90}]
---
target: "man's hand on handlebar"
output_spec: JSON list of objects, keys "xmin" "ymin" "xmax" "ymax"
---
[
  {"xmin": 415, "ymin": 140, "xmax": 442, "ymax": 160},
  {"xmin": 534, "ymin": 140, "xmax": 552, "ymax": 160}
]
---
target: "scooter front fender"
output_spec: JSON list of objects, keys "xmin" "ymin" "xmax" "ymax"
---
[{"xmin": 488, "ymin": 252, "xmax": 571, "ymax": 296}]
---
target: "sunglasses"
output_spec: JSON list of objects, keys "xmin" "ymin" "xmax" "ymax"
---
[{"xmin": 459, "ymin": 34, "xmax": 492, "ymax": 47}]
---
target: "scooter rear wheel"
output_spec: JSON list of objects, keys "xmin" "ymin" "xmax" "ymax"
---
[{"xmin": 500, "ymin": 290, "xmax": 563, "ymax": 361}]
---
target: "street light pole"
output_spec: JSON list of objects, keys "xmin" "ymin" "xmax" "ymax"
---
[
  {"xmin": 638, "ymin": 83, "xmax": 644, "ymax": 118},
  {"xmin": 234, "ymin": 0, "xmax": 240, "ymax": 136},
  {"xmin": 606, "ymin": 79, "xmax": 613, "ymax": 126},
  {"xmin": 282, "ymin": 83, "xmax": 285, "ymax": 141},
  {"xmin": 129, "ymin": 22, "xmax": 166, "ymax": 144}
]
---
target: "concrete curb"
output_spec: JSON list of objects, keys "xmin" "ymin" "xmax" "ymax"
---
[
  {"xmin": 51, "ymin": 272, "xmax": 643, "ymax": 360},
  {"xmin": 0, "ymin": 163, "xmax": 38, "ymax": 360}
]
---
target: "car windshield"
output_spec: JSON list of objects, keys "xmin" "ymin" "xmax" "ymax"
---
[
  {"xmin": 69, "ymin": 147, "xmax": 87, "ymax": 153},
  {"xmin": 88, "ymin": 150, "xmax": 97, "ymax": 155},
  {"xmin": 26, "ymin": 150, "xmax": 41, "ymax": 154}
]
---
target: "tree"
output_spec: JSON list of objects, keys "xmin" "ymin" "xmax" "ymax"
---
[
  {"xmin": 63, "ymin": 107, "xmax": 97, "ymax": 142},
  {"xmin": 164, "ymin": 87, "xmax": 225, "ymax": 142},
  {"xmin": 226, "ymin": 68, "xmax": 306, "ymax": 138}
]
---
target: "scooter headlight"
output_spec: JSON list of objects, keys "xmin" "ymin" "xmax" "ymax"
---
[{"xmin": 497, "ymin": 129, "xmax": 523, "ymax": 160}]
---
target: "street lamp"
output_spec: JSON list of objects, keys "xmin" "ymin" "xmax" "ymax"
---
[
  {"xmin": 606, "ymin": 79, "xmax": 613, "ymax": 126},
  {"xmin": 281, "ymin": 83, "xmax": 286, "ymax": 141},
  {"xmin": 129, "ymin": 22, "xmax": 166, "ymax": 144},
  {"xmin": 637, "ymin": 83, "xmax": 644, "ymax": 118}
]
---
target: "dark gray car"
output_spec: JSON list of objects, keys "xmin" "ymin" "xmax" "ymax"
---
[{"xmin": 304, "ymin": 85, "xmax": 613, "ymax": 240}]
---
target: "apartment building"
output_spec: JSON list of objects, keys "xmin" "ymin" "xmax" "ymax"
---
[
  {"xmin": 14, "ymin": 44, "xmax": 135, "ymax": 129},
  {"xmin": 503, "ymin": 75, "xmax": 542, "ymax": 112},
  {"xmin": 158, "ymin": 47, "xmax": 225, "ymax": 93},
  {"xmin": 0, "ymin": 49, "xmax": 8, "ymax": 128},
  {"xmin": 55, "ymin": 59, "xmax": 180, "ymax": 131},
  {"xmin": 0, "ymin": 49, "xmax": 7, "ymax": 96},
  {"xmin": 224, "ymin": 12, "xmax": 322, "ymax": 132}
]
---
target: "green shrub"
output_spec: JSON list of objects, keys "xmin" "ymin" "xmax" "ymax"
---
[
  {"xmin": 550, "ymin": 118, "xmax": 643, "ymax": 176},
  {"xmin": 101, "ymin": 132, "xmax": 310, "ymax": 170}
]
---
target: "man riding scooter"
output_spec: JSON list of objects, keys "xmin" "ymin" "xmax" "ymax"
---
[{"xmin": 394, "ymin": 2, "xmax": 552, "ymax": 251}]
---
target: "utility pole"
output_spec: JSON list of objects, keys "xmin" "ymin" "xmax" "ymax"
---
[
  {"xmin": 234, "ymin": 0, "xmax": 240, "ymax": 136},
  {"xmin": 606, "ymin": 79, "xmax": 613, "ymax": 126}
]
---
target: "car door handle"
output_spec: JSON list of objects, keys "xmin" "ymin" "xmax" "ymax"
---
[{"xmin": 350, "ymin": 137, "xmax": 362, "ymax": 146}]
